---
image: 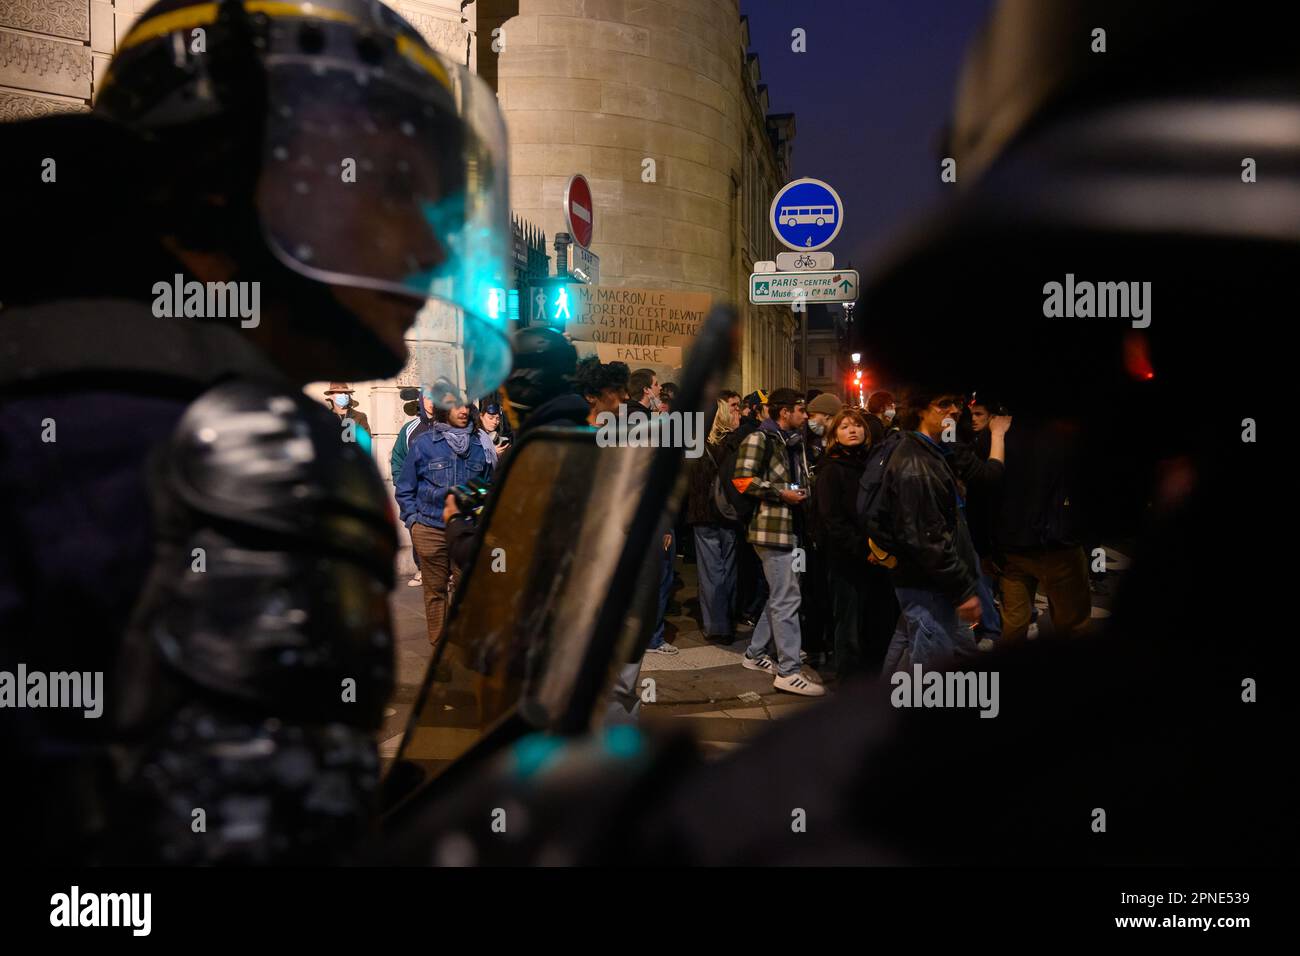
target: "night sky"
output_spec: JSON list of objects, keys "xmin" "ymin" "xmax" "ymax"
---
[{"xmin": 739, "ymin": 0, "xmax": 996, "ymax": 275}]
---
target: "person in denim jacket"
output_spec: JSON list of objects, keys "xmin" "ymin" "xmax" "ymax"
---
[{"xmin": 395, "ymin": 400, "xmax": 495, "ymax": 650}]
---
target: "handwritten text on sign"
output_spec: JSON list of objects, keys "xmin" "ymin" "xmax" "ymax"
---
[{"xmin": 564, "ymin": 287, "xmax": 711, "ymax": 349}]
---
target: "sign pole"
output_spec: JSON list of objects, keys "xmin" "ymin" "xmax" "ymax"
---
[
  {"xmin": 554, "ymin": 232, "xmax": 571, "ymax": 279},
  {"xmin": 800, "ymin": 309, "xmax": 808, "ymax": 391}
]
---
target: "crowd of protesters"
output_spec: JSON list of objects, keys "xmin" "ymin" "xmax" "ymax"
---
[
  {"xmin": 389, "ymin": 332, "xmax": 1094, "ymax": 701},
  {"xmin": 678, "ymin": 379, "xmax": 1092, "ymax": 697}
]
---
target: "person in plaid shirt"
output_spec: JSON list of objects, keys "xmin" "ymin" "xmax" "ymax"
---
[{"xmin": 732, "ymin": 388, "xmax": 825, "ymax": 696}]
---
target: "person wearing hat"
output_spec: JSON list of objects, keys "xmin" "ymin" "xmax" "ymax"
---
[
  {"xmin": 800, "ymin": 391, "xmax": 843, "ymax": 666},
  {"xmin": 740, "ymin": 389, "xmax": 769, "ymax": 425},
  {"xmin": 804, "ymin": 391, "xmax": 843, "ymax": 476},
  {"xmin": 324, "ymin": 382, "xmax": 372, "ymax": 453}
]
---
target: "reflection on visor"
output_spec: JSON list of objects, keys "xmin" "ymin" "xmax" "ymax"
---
[{"xmin": 257, "ymin": 54, "xmax": 513, "ymax": 398}]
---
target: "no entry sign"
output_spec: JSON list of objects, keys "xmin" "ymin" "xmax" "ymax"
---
[{"xmin": 564, "ymin": 174, "xmax": 594, "ymax": 249}]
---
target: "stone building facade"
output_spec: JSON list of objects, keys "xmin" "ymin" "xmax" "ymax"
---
[
  {"xmin": 3, "ymin": 0, "xmax": 800, "ymax": 466},
  {"xmin": 737, "ymin": 16, "xmax": 797, "ymax": 393},
  {"xmin": 801, "ymin": 304, "xmax": 851, "ymax": 400},
  {"xmin": 0, "ymin": 1, "xmax": 471, "ymax": 121},
  {"xmin": 482, "ymin": 0, "xmax": 795, "ymax": 393}
]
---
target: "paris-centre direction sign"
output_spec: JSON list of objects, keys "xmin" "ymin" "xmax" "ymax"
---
[{"xmin": 749, "ymin": 269, "xmax": 859, "ymax": 305}]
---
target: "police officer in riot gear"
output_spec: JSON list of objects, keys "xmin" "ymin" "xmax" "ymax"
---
[
  {"xmin": 502, "ymin": 326, "xmax": 589, "ymax": 435},
  {"xmin": 0, "ymin": 0, "xmax": 512, "ymax": 863}
]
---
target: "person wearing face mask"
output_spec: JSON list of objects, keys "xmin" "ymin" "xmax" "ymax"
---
[
  {"xmin": 865, "ymin": 390, "xmax": 897, "ymax": 447},
  {"xmin": 804, "ymin": 392, "xmax": 843, "ymax": 476},
  {"xmin": 627, "ymin": 368, "xmax": 661, "ymax": 416},
  {"xmin": 814, "ymin": 408, "xmax": 901, "ymax": 678},
  {"xmin": 800, "ymin": 392, "xmax": 843, "ymax": 666},
  {"xmin": 324, "ymin": 383, "xmax": 372, "ymax": 454}
]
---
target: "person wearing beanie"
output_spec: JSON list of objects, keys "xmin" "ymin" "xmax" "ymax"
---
[
  {"xmin": 804, "ymin": 391, "xmax": 843, "ymax": 476},
  {"xmin": 799, "ymin": 392, "xmax": 843, "ymax": 666}
]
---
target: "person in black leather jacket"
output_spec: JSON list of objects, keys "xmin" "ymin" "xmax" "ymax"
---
[{"xmin": 876, "ymin": 389, "xmax": 982, "ymax": 671}]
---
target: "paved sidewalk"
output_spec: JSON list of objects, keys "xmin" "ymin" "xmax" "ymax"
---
[{"xmin": 382, "ymin": 545, "xmax": 1130, "ymax": 761}]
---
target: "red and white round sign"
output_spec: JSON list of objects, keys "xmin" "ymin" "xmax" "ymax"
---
[{"xmin": 564, "ymin": 174, "xmax": 594, "ymax": 249}]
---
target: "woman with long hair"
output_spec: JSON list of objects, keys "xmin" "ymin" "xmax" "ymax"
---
[
  {"xmin": 814, "ymin": 407, "xmax": 900, "ymax": 677},
  {"xmin": 686, "ymin": 397, "xmax": 743, "ymax": 644}
]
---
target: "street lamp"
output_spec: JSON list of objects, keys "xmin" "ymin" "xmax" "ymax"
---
[{"xmin": 851, "ymin": 352, "xmax": 861, "ymax": 365}]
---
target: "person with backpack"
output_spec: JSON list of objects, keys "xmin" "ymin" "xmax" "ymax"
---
[
  {"xmin": 814, "ymin": 408, "xmax": 900, "ymax": 678},
  {"xmin": 732, "ymin": 388, "xmax": 824, "ymax": 696},
  {"xmin": 861, "ymin": 388, "xmax": 983, "ymax": 672},
  {"xmin": 687, "ymin": 398, "xmax": 742, "ymax": 645},
  {"xmin": 731, "ymin": 389, "xmax": 769, "ymax": 628}
]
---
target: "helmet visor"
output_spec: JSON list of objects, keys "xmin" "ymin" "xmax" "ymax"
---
[{"xmin": 257, "ymin": 46, "xmax": 511, "ymax": 397}]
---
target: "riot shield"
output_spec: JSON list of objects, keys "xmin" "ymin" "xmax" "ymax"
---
[{"xmin": 381, "ymin": 305, "xmax": 737, "ymax": 819}]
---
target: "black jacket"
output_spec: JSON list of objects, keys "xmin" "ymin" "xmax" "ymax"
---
[
  {"xmin": 994, "ymin": 420, "xmax": 1080, "ymax": 552},
  {"xmin": 949, "ymin": 432, "xmax": 1004, "ymax": 556},
  {"xmin": 519, "ymin": 391, "xmax": 590, "ymax": 435},
  {"xmin": 812, "ymin": 445, "xmax": 871, "ymax": 564},
  {"xmin": 686, "ymin": 438, "xmax": 732, "ymax": 527},
  {"xmin": 880, "ymin": 432, "xmax": 981, "ymax": 604},
  {"xmin": 866, "ymin": 415, "xmax": 887, "ymax": 447}
]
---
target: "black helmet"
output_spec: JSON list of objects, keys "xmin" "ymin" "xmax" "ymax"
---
[
  {"xmin": 504, "ymin": 327, "xmax": 578, "ymax": 412},
  {"xmin": 95, "ymin": 0, "xmax": 513, "ymax": 397}
]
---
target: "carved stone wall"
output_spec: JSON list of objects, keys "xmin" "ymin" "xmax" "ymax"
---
[
  {"xmin": 0, "ymin": 0, "xmax": 110, "ymax": 120},
  {"xmin": 0, "ymin": 1, "xmax": 90, "ymax": 42},
  {"xmin": 0, "ymin": 1, "xmax": 472, "ymax": 121}
]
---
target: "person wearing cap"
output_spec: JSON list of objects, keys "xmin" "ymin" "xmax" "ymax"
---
[
  {"xmin": 324, "ymin": 382, "xmax": 372, "ymax": 454},
  {"xmin": 478, "ymin": 400, "xmax": 511, "ymax": 451}
]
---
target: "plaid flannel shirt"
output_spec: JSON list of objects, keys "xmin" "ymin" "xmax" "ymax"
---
[{"xmin": 732, "ymin": 427, "xmax": 800, "ymax": 550}]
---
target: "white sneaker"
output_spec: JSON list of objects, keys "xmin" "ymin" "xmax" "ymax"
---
[
  {"xmin": 742, "ymin": 653, "xmax": 775, "ymax": 673},
  {"xmin": 647, "ymin": 642, "xmax": 679, "ymax": 656},
  {"xmin": 773, "ymin": 672, "xmax": 826, "ymax": 697},
  {"xmin": 407, "ymin": 572, "xmax": 422, "ymax": 587}
]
